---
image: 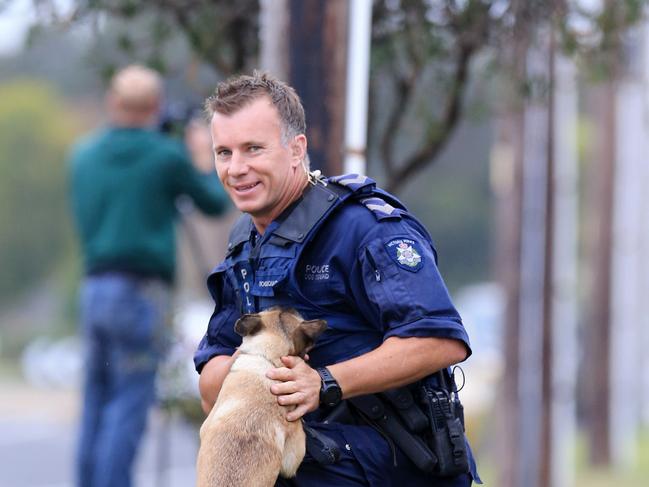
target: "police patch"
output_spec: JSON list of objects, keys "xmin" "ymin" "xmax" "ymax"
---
[{"xmin": 385, "ymin": 238, "xmax": 424, "ymax": 272}]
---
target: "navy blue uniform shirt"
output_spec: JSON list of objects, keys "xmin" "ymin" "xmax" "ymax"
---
[
  {"xmin": 194, "ymin": 175, "xmax": 479, "ymax": 486},
  {"xmin": 195, "ymin": 176, "xmax": 471, "ymax": 370}
]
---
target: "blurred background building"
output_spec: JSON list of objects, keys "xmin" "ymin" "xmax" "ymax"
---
[{"xmin": 1, "ymin": 1, "xmax": 649, "ymax": 486}]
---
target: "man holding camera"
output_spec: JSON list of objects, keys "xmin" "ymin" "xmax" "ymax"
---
[
  {"xmin": 69, "ymin": 64, "xmax": 228, "ymax": 487},
  {"xmin": 195, "ymin": 71, "xmax": 480, "ymax": 486}
]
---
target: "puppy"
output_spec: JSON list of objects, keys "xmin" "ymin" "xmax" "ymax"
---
[{"xmin": 196, "ymin": 307, "xmax": 327, "ymax": 487}]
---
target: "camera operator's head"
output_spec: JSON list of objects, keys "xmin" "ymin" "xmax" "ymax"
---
[{"xmin": 107, "ymin": 65, "xmax": 162, "ymax": 128}]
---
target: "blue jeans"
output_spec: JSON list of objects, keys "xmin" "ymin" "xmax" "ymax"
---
[{"xmin": 76, "ymin": 273, "xmax": 171, "ymax": 487}]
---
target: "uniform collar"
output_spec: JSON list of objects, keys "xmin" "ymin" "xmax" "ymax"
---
[
  {"xmin": 272, "ymin": 183, "xmax": 344, "ymax": 243},
  {"xmin": 226, "ymin": 182, "xmax": 347, "ymax": 254},
  {"xmin": 226, "ymin": 215, "xmax": 254, "ymax": 254}
]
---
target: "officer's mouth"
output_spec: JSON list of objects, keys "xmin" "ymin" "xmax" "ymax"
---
[{"xmin": 232, "ymin": 182, "xmax": 261, "ymax": 194}]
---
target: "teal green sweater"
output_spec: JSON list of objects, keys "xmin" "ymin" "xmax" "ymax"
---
[{"xmin": 69, "ymin": 127, "xmax": 228, "ymax": 282}]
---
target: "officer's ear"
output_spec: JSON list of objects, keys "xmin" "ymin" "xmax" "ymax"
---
[
  {"xmin": 297, "ymin": 319, "xmax": 327, "ymax": 351},
  {"xmin": 289, "ymin": 134, "xmax": 307, "ymax": 168},
  {"xmin": 234, "ymin": 313, "xmax": 263, "ymax": 337}
]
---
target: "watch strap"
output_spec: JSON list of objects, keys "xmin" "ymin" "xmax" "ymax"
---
[{"xmin": 317, "ymin": 367, "xmax": 337, "ymax": 385}]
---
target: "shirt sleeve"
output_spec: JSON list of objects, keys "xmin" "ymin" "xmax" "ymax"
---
[
  {"xmin": 354, "ymin": 216, "xmax": 472, "ymax": 356},
  {"xmin": 193, "ymin": 264, "xmax": 242, "ymax": 372}
]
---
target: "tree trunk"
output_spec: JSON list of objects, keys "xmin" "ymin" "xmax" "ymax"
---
[
  {"xmin": 583, "ymin": 80, "xmax": 616, "ymax": 466},
  {"xmin": 540, "ymin": 35, "xmax": 556, "ymax": 487},
  {"xmin": 550, "ymin": 52, "xmax": 579, "ymax": 487}
]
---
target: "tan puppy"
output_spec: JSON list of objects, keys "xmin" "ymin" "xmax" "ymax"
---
[{"xmin": 196, "ymin": 307, "xmax": 327, "ymax": 487}]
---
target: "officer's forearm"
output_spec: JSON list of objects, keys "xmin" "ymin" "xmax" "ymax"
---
[
  {"xmin": 198, "ymin": 354, "xmax": 237, "ymax": 414},
  {"xmin": 327, "ymin": 336, "xmax": 467, "ymax": 400}
]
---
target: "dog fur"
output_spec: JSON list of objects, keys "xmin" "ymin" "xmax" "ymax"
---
[{"xmin": 196, "ymin": 307, "xmax": 327, "ymax": 487}]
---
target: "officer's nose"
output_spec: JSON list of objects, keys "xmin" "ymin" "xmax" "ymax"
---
[{"xmin": 228, "ymin": 151, "xmax": 249, "ymax": 177}]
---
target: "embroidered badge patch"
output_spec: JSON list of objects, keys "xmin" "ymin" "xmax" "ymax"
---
[{"xmin": 385, "ymin": 238, "xmax": 424, "ymax": 272}]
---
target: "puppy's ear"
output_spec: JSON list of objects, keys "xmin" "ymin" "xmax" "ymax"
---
[
  {"xmin": 298, "ymin": 319, "xmax": 327, "ymax": 351},
  {"xmin": 234, "ymin": 314, "xmax": 263, "ymax": 337}
]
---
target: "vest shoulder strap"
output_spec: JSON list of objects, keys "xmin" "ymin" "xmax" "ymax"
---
[
  {"xmin": 271, "ymin": 182, "xmax": 351, "ymax": 244},
  {"xmin": 226, "ymin": 213, "xmax": 253, "ymax": 256},
  {"xmin": 329, "ymin": 174, "xmax": 405, "ymax": 221}
]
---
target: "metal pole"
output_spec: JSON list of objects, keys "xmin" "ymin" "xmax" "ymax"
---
[
  {"xmin": 343, "ymin": 0, "xmax": 372, "ymax": 175},
  {"xmin": 259, "ymin": 0, "xmax": 289, "ymax": 80}
]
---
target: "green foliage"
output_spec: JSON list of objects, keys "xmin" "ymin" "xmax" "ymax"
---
[
  {"xmin": 369, "ymin": 0, "xmax": 647, "ymax": 188},
  {"xmin": 17, "ymin": 0, "xmax": 647, "ymax": 192},
  {"xmin": 24, "ymin": 0, "xmax": 260, "ymax": 78},
  {"xmin": 0, "ymin": 80, "xmax": 80, "ymax": 303}
]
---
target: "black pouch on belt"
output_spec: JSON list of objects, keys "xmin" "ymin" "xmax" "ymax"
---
[
  {"xmin": 380, "ymin": 387, "xmax": 429, "ymax": 432},
  {"xmin": 349, "ymin": 394, "xmax": 438, "ymax": 472},
  {"xmin": 418, "ymin": 374, "xmax": 470, "ymax": 477}
]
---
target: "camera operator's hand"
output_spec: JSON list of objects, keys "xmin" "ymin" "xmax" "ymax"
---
[{"xmin": 185, "ymin": 120, "xmax": 215, "ymax": 174}]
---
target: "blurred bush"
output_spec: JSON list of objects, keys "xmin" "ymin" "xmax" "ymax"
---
[{"xmin": 0, "ymin": 80, "xmax": 79, "ymax": 304}]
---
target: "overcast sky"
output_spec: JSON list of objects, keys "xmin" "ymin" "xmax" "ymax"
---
[{"xmin": 0, "ymin": 0, "xmax": 35, "ymax": 55}]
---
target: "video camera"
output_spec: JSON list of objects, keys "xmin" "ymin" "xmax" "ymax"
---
[{"xmin": 158, "ymin": 102, "xmax": 204, "ymax": 138}]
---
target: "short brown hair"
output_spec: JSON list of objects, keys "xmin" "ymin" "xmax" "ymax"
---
[{"xmin": 205, "ymin": 71, "xmax": 306, "ymax": 145}]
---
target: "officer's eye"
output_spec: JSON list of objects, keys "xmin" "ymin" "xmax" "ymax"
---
[
  {"xmin": 215, "ymin": 149, "xmax": 231, "ymax": 160},
  {"xmin": 249, "ymin": 145, "xmax": 262, "ymax": 153}
]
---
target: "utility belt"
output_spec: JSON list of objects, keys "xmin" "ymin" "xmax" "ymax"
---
[{"xmin": 308, "ymin": 370, "xmax": 469, "ymax": 477}]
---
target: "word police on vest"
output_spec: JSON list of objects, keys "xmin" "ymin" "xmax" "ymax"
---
[{"xmin": 304, "ymin": 264, "xmax": 330, "ymax": 281}]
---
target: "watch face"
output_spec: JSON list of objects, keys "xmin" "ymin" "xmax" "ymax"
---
[{"xmin": 323, "ymin": 385, "xmax": 342, "ymax": 406}]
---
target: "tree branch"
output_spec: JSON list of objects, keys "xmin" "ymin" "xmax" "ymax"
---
[
  {"xmin": 385, "ymin": 40, "xmax": 475, "ymax": 193},
  {"xmin": 380, "ymin": 46, "xmax": 420, "ymax": 180}
]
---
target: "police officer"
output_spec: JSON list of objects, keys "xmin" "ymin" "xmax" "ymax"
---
[{"xmin": 194, "ymin": 71, "xmax": 480, "ymax": 486}]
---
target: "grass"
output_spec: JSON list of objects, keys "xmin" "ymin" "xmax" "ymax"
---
[
  {"xmin": 575, "ymin": 428, "xmax": 649, "ymax": 487},
  {"xmin": 471, "ymin": 420, "xmax": 649, "ymax": 486}
]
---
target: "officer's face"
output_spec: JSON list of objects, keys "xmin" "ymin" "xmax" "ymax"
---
[{"xmin": 210, "ymin": 96, "xmax": 307, "ymax": 232}]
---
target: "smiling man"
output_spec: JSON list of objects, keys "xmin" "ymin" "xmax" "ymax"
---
[{"xmin": 194, "ymin": 72, "xmax": 481, "ymax": 486}]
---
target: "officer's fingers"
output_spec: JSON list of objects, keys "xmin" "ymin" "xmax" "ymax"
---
[
  {"xmin": 276, "ymin": 391, "xmax": 306, "ymax": 407},
  {"xmin": 266, "ymin": 366, "xmax": 294, "ymax": 381},
  {"xmin": 280, "ymin": 355, "xmax": 304, "ymax": 368},
  {"xmin": 285, "ymin": 398, "xmax": 319, "ymax": 422},
  {"xmin": 269, "ymin": 380, "xmax": 298, "ymax": 396},
  {"xmin": 286, "ymin": 405, "xmax": 308, "ymax": 422}
]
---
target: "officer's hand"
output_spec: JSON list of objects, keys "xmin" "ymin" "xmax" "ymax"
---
[{"xmin": 266, "ymin": 356, "xmax": 321, "ymax": 422}]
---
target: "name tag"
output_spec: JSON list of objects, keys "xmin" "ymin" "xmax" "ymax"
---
[{"xmin": 251, "ymin": 270, "xmax": 286, "ymax": 297}]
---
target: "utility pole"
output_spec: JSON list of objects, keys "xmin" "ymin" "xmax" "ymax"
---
[
  {"xmin": 260, "ymin": 0, "xmax": 348, "ymax": 175},
  {"xmin": 287, "ymin": 0, "xmax": 348, "ymax": 175}
]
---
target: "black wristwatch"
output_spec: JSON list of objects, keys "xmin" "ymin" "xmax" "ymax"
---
[{"xmin": 317, "ymin": 367, "xmax": 342, "ymax": 407}]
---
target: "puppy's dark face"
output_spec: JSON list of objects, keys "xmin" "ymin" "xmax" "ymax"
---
[{"xmin": 234, "ymin": 307, "xmax": 327, "ymax": 356}]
